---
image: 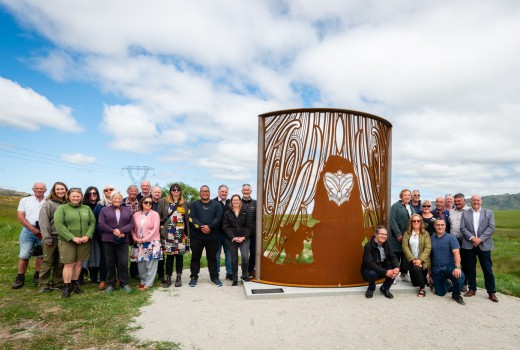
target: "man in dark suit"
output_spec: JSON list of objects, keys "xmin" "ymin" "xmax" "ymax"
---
[{"xmin": 460, "ymin": 194, "xmax": 498, "ymax": 302}]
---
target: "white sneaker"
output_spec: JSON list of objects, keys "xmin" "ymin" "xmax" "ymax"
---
[{"xmin": 401, "ymin": 274, "xmax": 411, "ymax": 283}]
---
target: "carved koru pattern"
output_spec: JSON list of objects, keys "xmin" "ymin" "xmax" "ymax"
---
[{"xmin": 258, "ymin": 108, "xmax": 392, "ymax": 286}]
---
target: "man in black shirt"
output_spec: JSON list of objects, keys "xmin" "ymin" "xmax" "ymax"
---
[{"xmin": 188, "ymin": 185, "xmax": 223, "ymax": 287}]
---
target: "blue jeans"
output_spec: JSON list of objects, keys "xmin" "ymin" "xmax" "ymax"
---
[
  {"xmin": 461, "ymin": 247, "xmax": 496, "ymax": 294},
  {"xmin": 19, "ymin": 227, "xmax": 42, "ymax": 259},
  {"xmin": 225, "ymin": 239, "xmax": 250, "ymax": 280},
  {"xmin": 216, "ymin": 234, "xmax": 232, "ymax": 276},
  {"xmin": 431, "ymin": 269, "xmax": 464, "ymax": 299}
]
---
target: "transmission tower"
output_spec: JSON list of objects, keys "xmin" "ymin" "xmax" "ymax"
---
[{"xmin": 122, "ymin": 166, "xmax": 154, "ymax": 185}]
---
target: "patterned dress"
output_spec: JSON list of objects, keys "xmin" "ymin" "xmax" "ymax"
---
[
  {"xmin": 164, "ymin": 203, "xmax": 190, "ymax": 255},
  {"xmin": 130, "ymin": 212, "xmax": 163, "ymax": 262}
]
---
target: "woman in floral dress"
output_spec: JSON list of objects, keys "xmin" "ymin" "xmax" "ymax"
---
[
  {"xmin": 158, "ymin": 183, "xmax": 190, "ymax": 287},
  {"xmin": 131, "ymin": 196, "xmax": 162, "ymax": 290}
]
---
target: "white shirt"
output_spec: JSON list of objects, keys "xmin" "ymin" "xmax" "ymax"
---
[
  {"xmin": 409, "ymin": 231, "xmax": 420, "ymax": 259},
  {"xmin": 472, "ymin": 208, "xmax": 481, "ymax": 237},
  {"xmin": 17, "ymin": 195, "xmax": 45, "ymax": 225},
  {"xmin": 449, "ymin": 205, "xmax": 471, "ymax": 239}
]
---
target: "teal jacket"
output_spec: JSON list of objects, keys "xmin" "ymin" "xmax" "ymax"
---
[
  {"xmin": 54, "ymin": 203, "xmax": 95, "ymax": 241},
  {"xmin": 389, "ymin": 200, "xmax": 415, "ymax": 252}
]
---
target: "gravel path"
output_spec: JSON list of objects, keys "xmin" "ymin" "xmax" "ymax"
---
[{"xmin": 134, "ymin": 268, "xmax": 520, "ymax": 350}]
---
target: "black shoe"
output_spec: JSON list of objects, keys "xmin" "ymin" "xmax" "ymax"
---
[
  {"xmin": 453, "ymin": 296, "xmax": 466, "ymax": 305},
  {"xmin": 225, "ymin": 274, "xmax": 233, "ymax": 281},
  {"xmin": 40, "ymin": 286, "xmax": 53, "ymax": 293},
  {"xmin": 240, "ymin": 276, "xmax": 250, "ymax": 282},
  {"xmin": 189, "ymin": 277, "xmax": 198, "ymax": 287},
  {"xmin": 380, "ymin": 286, "xmax": 394, "ymax": 299},
  {"xmin": 12, "ymin": 274, "xmax": 25, "ymax": 289},
  {"xmin": 33, "ymin": 271, "xmax": 40, "ymax": 284},
  {"xmin": 232, "ymin": 280, "xmax": 238, "ymax": 286},
  {"xmin": 174, "ymin": 274, "xmax": 182, "ymax": 287},
  {"xmin": 211, "ymin": 278, "xmax": 223, "ymax": 287},
  {"xmin": 53, "ymin": 284, "xmax": 66, "ymax": 290},
  {"xmin": 162, "ymin": 276, "xmax": 172, "ymax": 288},
  {"xmin": 71, "ymin": 281, "xmax": 84, "ymax": 294},
  {"xmin": 365, "ymin": 289, "xmax": 374, "ymax": 298},
  {"xmin": 62, "ymin": 284, "xmax": 72, "ymax": 298}
]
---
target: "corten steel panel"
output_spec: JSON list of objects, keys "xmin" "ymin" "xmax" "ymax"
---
[{"xmin": 257, "ymin": 108, "xmax": 392, "ymax": 287}]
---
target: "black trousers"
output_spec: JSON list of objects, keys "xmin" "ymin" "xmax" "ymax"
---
[
  {"xmin": 361, "ymin": 261, "xmax": 395, "ymax": 291},
  {"xmin": 190, "ymin": 236, "xmax": 219, "ymax": 280},
  {"xmin": 103, "ymin": 242, "xmax": 129, "ymax": 286},
  {"xmin": 248, "ymin": 235, "xmax": 256, "ymax": 274},
  {"xmin": 165, "ymin": 254, "xmax": 183, "ymax": 275},
  {"xmin": 408, "ymin": 264, "xmax": 428, "ymax": 289}
]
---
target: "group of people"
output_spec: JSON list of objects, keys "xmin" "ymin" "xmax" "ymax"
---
[
  {"xmin": 361, "ymin": 189, "xmax": 498, "ymax": 305},
  {"xmin": 12, "ymin": 181, "xmax": 257, "ymax": 298}
]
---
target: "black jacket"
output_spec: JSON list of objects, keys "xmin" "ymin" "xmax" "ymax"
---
[
  {"xmin": 241, "ymin": 198, "xmax": 257, "ymax": 236},
  {"xmin": 222, "ymin": 208, "xmax": 251, "ymax": 240},
  {"xmin": 361, "ymin": 236, "xmax": 399, "ymax": 275}
]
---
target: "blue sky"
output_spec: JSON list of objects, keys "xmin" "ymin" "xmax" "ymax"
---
[{"xmin": 1, "ymin": 0, "xmax": 519, "ymax": 202}]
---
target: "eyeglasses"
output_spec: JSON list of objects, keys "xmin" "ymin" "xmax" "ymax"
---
[
  {"xmin": 422, "ymin": 205, "xmax": 431, "ymax": 208},
  {"xmin": 411, "ymin": 220, "xmax": 421, "ymax": 223},
  {"xmin": 104, "ymin": 188, "xmax": 114, "ymax": 192},
  {"xmin": 171, "ymin": 188, "xmax": 181, "ymax": 192},
  {"xmin": 143, "ymin": 201, "xmax": 153, "ymax": 205},
  {"xmin": 89, "ymin": 192, "xmax": 98, "ymax": 195}
]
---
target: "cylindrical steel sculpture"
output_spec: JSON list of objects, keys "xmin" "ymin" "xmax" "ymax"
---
[{"xmin": 256, "ymin": 108, "xmax": 392, "ymax": 287}]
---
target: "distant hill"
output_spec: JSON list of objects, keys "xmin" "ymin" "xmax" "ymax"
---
[
  {"xmin": 0, "ymin": 188, "xmax": 30, "ymax": 197},
  {"xmin": 482, "ymin": 193, "xmax": 520, "ymax": 210}
]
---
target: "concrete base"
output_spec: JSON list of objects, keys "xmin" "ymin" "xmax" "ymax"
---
[{"xmin": 243, "ymin": 278, "xmax": 419, "ymax": 299}]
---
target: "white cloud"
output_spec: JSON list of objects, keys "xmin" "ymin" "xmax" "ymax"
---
[
  {"xmin": 0, "ymin": 77, "xmax": 83, "ymax": 132},
  {"xmin": 61, "ymin": 153, "xmax": 96, "ymax": 164},
  {"xmin": 2, "ymin": 0, "xmax": 519, "ymax": 196}
]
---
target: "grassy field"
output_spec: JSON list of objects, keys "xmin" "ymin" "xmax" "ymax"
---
[{"xmin": 1, "ymin": 196, "xmax": 519, "ymax": 349}]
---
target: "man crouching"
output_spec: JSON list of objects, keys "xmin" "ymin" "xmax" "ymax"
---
[{"xmin": 360, "ymin": 226, "xmax": 400, "ymax": 299}]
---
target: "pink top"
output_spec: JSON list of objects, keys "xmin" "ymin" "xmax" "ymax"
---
[{"xmin": 132, "ymin": 210, "xmax": 161, "ymax": 242}]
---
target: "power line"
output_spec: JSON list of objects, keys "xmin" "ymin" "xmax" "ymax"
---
[{"xmin": 0, "ymin": 142, "xmax": 123, "ymax": 176}]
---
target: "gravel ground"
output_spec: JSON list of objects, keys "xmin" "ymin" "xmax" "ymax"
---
[{"xmin": 134, "ymin": 268, "xmax": 520, "ymax": 350}]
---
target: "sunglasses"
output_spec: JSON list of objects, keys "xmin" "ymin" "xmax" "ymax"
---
[
  {"xmin": 69, "ymin": 187, "xmax": 82, "ymax": 192},
  {"xmin": 143, "ymin": 201, "xmax": 153, "ymax": 205},
  {"xmin": 171, "ymin": 188, "xmax": 181, "ymax": 192},
  {"xmin": 422, "ymin": 205, "xmax": 431, "ymax": 208},
  {"xmin": 411, "ymin": 220, "xmax": 421, "ymax": 223},
  {"xmin": 104, "ymin": 188, "xmax": 114, "ymax": 192},
  {"xmin": 89, "ymin": 192, "xmax": 98, "ymax": 195}
]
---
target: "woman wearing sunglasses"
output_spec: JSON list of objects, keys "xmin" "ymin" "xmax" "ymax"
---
[
  {"xmin": 402, "ymin": 214, "xmax": 431, "ymax": 297},
  {"xmin": 158, "ymin": 183, "xmax": 190, "ymax": 288},
  {"xmin": 420, "ymin": 199, "xmax": 436, "ymax": 236},
  {"xmin": 92, "ymin": 185, "xmax": 115, "ymax": 290},
  {"xmin": 131, "ymin": 196, "xmax": 162, "ymax": 290}
]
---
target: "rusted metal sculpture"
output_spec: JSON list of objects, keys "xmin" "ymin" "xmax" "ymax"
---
[{"xmin": 256, "ymin": 108, "xmax": 392, "ymax": 287}]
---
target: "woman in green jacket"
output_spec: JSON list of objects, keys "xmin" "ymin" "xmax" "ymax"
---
[
  {"xmin": 402, "ymin": 214, "xmax": 431, "ymax": 297},
  {"xmin": 54, "ymin": 188, "xmax": 95, "ymax": 298}
]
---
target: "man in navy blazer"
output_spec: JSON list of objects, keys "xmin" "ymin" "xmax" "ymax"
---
[{"xmin": 460, "ymin": 194, "xmax": 498, "ymax": 302}]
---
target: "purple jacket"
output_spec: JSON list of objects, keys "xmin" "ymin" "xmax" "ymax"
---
[{"xmin": 98, "ymin": 205, "xmax": 135, "ymax": 243}]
